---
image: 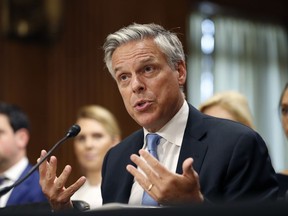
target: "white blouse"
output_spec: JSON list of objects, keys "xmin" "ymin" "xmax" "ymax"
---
[{"xmin": 71, "ymin": 181, "xmax": 102, "ymax": 210}]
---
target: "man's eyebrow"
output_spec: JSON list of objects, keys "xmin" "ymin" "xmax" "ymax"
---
[
  {"xmin": 114, "ymin": 66, "xmax": 121, "ymax": 74},
  {"xmin": 114, "ymin": 56, "xmax": 156, "ymax": 73},
  {"xmin": 139, "ymin": 56, "xmax": 156, "ymax": 64}
]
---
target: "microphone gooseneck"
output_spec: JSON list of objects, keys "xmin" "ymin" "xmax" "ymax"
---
[{"xmin": 0, "ymin": 124, "xmax": 81, "ymax": 197}]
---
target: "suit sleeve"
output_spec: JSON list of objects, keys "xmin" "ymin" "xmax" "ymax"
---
[{"xmin": 223, "ymin": 131, "xmax": 278, "ymax": 202}]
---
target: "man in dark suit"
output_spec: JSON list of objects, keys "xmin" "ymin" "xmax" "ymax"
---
[
  {"xmin": 4, "ymin": 164, "xmax": 47, "ymax": 206},
  {"xmin": 0, "ymin": 102, "xmax": 47, "ymax": 207},
  {"xmin": 38, "ymin": 23, "xmax": 278, "ymax": 211},
  {"xmin": 101, "ymin": 104, "xmax": 278, "ymax": 204}
]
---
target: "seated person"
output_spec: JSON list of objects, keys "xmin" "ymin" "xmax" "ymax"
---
[
  {"xmin": 199, "ymin": 91, "xmax": 255, "ymax": 129},
  {"xmin": 0, "ymin": 102, "xmax": 47, "ymax": 208},
  {"xmin": 276, "ymin": 82, "xmax": 288, "ymax": 200},
  {"xmin": 38, "ymin": 23, "xmax": 278, "ymax": 212},
  {"xmin": 71, "ymin": 105, "xmax": 121, "ymax": 209}
]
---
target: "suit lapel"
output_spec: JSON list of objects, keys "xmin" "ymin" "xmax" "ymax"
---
[
  {"xmin": 7, "ymin": 164, "xmax": 31, "ymax": 205},
  {"xmin": 176, "ymin": 104, "xmax": 208, "ymax": 174}
]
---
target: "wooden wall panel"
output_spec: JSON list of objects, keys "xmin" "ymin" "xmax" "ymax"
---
[{"xmin": 0, "ymin": 0, "xmax": 189, "ymax": 183}]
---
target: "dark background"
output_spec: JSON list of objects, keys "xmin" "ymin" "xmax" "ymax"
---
[{"xmin": 0, "ymin": 0, "xmax": 286, "ymax": 184}]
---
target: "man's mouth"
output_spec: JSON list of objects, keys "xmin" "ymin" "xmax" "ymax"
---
[{"xmin": 134, "ymin": 100, "xmax": 152, "ymax": 111}]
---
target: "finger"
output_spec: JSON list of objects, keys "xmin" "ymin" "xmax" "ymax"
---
[
  {"xmin": 37, "ymin": 149, "xmax": 47, "ymax": 163},
  {"xmin": 126, "ymin": 164, "xmax": 150, "ymax": 186},
  {"xmin": 63, "ymin": 176, "xmax": 86, "ymax": 198},
  {"xmin": 127, "ymin": 157, "xmax": 161, "ymax": 202},
  {"xmin": 39, "ymin": 149, "xmax": 47, "ymax": 165},
  {"xmin": 53, "ymin": 165, "xmax": 72, "ymax": 191},
  {"xmin": 39, "ymin": 150, "xmax": 48, "ymax": 182},
  {"xmin": 126, "ymin": 163, "xmax": 160, "ymax": 202},
  {"xmin": 182, "ymin": 158, "xmax": 202, "ymax": 194},
  {"xmin": 51, "ymin": 176, "xmax": 86, "ymax": 211},
  {"xmin": 182, "ymin": 158, "xmax": 198, "ymax": 180},
  {"xmin": 130, "ymin": 152, "xmax": 160, "ymax": 178},
  {"xmin": 139, "ymin": 149, "xmax": 166, "ymax": 171},
  {"xmin": 46, "ymin": 156, "xmax": 58, "ymax": 185},
  {"xmin": 182, "ymin": 158, "xmax": 193, "ymax": 175},
  {"xmin": 138, "ymin": 149, "xmax": 168, "ymax": 180}
]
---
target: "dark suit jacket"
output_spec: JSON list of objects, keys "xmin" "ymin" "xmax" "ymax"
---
[
  {"xmin": 276, "ymin": 173, "xmax": 288, "ymax": 200},
  {"xmin": 101, "ymin": 104, "xmax": 279, "ymax": 204},
  {"xmin": 6, "ymin": 163, "xmax": 48, "ymax": 206}
]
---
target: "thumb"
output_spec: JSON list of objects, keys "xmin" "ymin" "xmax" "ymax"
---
[{"xmin": 182, "ymin": 157, "xmax": 196, "ymax": 178}]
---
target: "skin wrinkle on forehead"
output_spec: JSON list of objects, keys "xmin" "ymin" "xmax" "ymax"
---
[
  {"xmin": 114, "ymin": 56, "xmax": 157, "ymax": 77},
  {"xmin": 112, "ymin": 40, "xmax": 168, "ymax": 77}
]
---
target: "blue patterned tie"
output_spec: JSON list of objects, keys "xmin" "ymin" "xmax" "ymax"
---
[{"xmin": 141, "ymin": 133, "xmax": 161, "ymax": 206}]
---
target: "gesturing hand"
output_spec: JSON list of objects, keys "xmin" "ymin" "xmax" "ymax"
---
[
  {"xmin": 126, "ymin": 149, "xmax": 204, "ymax": 205},
  {"xmin": 38, "ymin": 150, "xmax": 86, "ymax": 211}
]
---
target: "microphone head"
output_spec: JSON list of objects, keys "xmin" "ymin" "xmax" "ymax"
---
[{"xmin": 66, "ymin": 124, "xmax": 81, "ymax": 138}]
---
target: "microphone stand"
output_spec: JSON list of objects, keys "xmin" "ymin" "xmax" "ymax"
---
[{"xmin": 0, "ymin": 124, "xmax": 81, "ymax": 197}]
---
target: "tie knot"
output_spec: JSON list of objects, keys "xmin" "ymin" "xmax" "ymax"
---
[{"xmin": 146, "ymin": 133, "xmax": 161, "ymax": 159}]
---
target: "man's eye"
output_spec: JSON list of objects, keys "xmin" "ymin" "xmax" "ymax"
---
[
  {"xmin": 119, "ymin": 74, "xmax": 128, "ymax": 81},
  {"xmin": 144, "ymin": 66, "xmax": 153, "ymax": 73}
]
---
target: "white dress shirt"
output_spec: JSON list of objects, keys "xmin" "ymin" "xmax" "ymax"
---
[
  {"xmin": 128, "ymin": 100, "xmax": 189, "ymax": 205},
  {"xmin": 0, "ymin": 157, "xmax": 28, "ymax": 207}
]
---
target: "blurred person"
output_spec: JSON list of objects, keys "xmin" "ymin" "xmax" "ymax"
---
[
  {"xmin": 275, "ymin": 82, "xmax": 288, "ymax": 200},
  {"xmin": 71, "ymin": 105, "xmax": 121, "ymax": 209},
  {"xmin": 279, "ymin": 82, "xmax": 288, "ymax": 139},
  {"xmin": 38, "ymin": 23, "xmax": 278, "ymax": 212},
  {"xmin": 0, "ymin": 102, "xmax": 47, "ymax": 208},
  {"xmin": 199, "ymin": 91, "xmax": 255, "ymax": 129}
]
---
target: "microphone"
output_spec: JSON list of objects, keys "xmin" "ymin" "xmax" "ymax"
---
[{"xmin": 0, "ymin": 124, "xmax": 81, "ymax": 197}]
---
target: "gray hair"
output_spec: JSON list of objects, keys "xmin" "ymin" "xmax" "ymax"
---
[{"xmin": 103, "ymin": 23, "xmax": 185, "ymax": 78}]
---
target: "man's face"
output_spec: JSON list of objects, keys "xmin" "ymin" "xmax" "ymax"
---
[
  {"xmin": 111, "ymin": 38, "xmax": 186, "ymax": 132},
  {"xmin": 0, "ymin": 114, "xmax": 21, "ymax": 172}
]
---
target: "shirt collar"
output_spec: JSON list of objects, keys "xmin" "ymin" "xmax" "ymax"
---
[
  {"xmin": 143, "ymin": 100, "xmax": 189, "ymax": 147},
  {"xmin": 3, "ymin": 157, "xmax": 29, "ymax": 182}
]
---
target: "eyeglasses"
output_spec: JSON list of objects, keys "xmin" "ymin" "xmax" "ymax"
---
[{"xmin": 281, "ymin": 106, "xmax": 288, "ymax": 117}]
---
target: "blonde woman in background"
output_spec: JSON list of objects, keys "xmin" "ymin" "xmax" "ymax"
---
[
  {"xmin": 199, "ymin": 91, "xmax": 255, "ymax": 129},
  {"xmin": 71, "ymin": 105, "xmax": 121, "ymax": 209}
]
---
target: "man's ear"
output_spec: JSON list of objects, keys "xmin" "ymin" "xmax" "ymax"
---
[
  {"xmin": 176, "ymin": 60, "xmax": 187, "ymax": 85},
  {"xmin": 15, "ymin": 128, "xmax": 29, "ymax": 149}
]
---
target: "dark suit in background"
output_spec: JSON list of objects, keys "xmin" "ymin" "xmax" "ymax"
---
[
  {"xmin": 101, "ymin": 104, "xmax": 278, "ymax": 204},
  {"xmin": 6, "ymin": 164, "xmax": 47, "ymax": 206}
]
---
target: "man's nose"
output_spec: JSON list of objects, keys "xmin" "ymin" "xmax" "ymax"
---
[{"xmin": 131, "ymin": 75, "xmax": 145, "ymax": 93}]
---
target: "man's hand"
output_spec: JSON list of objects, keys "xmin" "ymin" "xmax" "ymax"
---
[
  {"xmin": 38, "ymin": 150, "xmax": 86, "ymax": 211},
  {"xmin": 126, "ymin": 149, "xmax": 204, "ymax": 205}
]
